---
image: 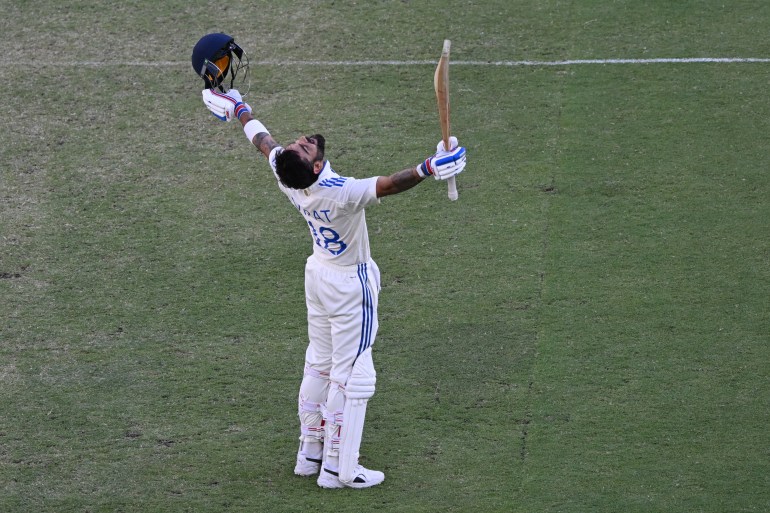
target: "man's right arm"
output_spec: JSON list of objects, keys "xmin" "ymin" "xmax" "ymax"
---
[{"xmin": 239, "ymin": 112, "xmax": 279, "ymax": 159}]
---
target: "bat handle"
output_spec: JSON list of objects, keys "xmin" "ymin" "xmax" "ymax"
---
[
  {"xmin": 443, "ymin": 135, "xmax": 458, "ymax": 201},
  {"xmin": 447, "ymin": 176, "xmax": 458, "ymax": 201}
]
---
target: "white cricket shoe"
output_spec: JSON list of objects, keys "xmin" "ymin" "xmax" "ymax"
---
[
  {"xmin": 294, "ymin": 451, "xmax": 322, "ymax": 477},
  {"xmin": 317, "ymin": 465, "xmax": 385, "ymax": 489}
]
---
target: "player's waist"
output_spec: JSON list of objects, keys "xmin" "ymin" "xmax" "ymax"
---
[{"xmin": 308, "ymin": 253, "xmax": 373, "ymax": 271}]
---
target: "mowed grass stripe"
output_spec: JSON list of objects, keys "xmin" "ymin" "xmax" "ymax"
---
[{"xmin": 522, "ymin": 64, "xmax": 770, "ymax": 511}]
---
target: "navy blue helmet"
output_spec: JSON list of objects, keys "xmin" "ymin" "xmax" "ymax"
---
[{"xmin": 192, "ymin": 33, "xmax": 249, "ymax": 93}]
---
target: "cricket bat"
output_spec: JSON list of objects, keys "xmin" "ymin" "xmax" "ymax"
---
[{"xmin": 434, "ymin": 39, "xmax": 458, "ymax": 201}]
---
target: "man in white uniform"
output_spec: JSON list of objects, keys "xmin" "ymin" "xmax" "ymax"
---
[{"xmin": 201, "ymin": 86, "xmax": 466, "ymax": 489}]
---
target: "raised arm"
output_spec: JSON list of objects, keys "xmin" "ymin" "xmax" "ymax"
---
[
  {"xmin": 238, "ymin": 112, "xmax": 279, "ymax": 159},
  {"xmin": 201, "ymin": 88, "xmax": 279, "ymax": 159},
  {"xmin": 376, "ymin": 168, "xmax": 426, "ymax": 197},
  {"xmin": 201, "ymin": 90, "xmax": 467, "ymax": 192},
  {"xmin": 376, "ymin": 137, "xmax": 467, "ymax": 198}
]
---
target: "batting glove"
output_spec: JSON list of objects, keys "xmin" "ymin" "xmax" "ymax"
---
[
  {"xmin": 437, "ymin": 136, "xmax": 459, "ymax": 153},
  {"xmin": 202, "ymin": 88, "xmax": 252, "ymax": 122},
  {"xmin": 417, "ymin": 137, "xmax": 467, "ymax": 180}
]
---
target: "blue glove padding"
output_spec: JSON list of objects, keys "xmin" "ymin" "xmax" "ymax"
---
[{"xmin": 417, "ymin": 138, "xmax": 467, "ymax": 180}]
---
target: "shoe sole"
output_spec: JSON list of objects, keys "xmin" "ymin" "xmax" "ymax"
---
[
  {"xmin": 317, "ymin": 474, "xmax": 384, "ymax": 489},
  {"xmin": 317, "ymin": 476, "xmax": 345, "ymax": 489}
]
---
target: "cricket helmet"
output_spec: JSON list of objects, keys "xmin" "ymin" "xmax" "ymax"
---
[{"xmin": 191, "ymin": 33, "xmax": 250, "ymax": 93}]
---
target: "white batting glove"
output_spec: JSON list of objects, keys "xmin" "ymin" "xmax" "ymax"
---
[
  {"xmin": 417, "ymin": 138, "xmax": 467, "ymax": 180},
  {"xmin": 201, "ymin": 88, "xmax": 252, "ymax": 122},
  {"xmin": 437, "ymin": 136, "xmax": 459, "ymax": 153}
]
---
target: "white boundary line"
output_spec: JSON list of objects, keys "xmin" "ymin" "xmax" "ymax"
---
[
  {"xmin": 476, "ymin": 57, "xmax": 770, "ymax": 66},
  {"xmin": 17, "ymin": 57, "xmax": 770, "ymax": 67}
]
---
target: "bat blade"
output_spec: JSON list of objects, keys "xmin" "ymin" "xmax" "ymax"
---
[{"xmin": 434, "ymin": 39, "xmax": 458, "ymax": 201}]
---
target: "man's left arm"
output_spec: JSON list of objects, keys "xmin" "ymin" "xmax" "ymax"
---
[
  {"xmin": 375, "ymin": 139, "xmax": 466, "ymax": 198},
  {"xmin": 375, "ymin": 168, "xmax": 426, "ymax": 197}
]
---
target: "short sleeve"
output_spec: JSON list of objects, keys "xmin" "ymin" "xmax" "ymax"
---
[{"xmin": 342, "ymin": 176, "xmax": 380, "ymax": 210}]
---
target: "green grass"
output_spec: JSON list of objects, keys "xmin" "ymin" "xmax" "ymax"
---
[{"xmin": 2, "ymin": 1, "xmax": 769, "ymax": 512}]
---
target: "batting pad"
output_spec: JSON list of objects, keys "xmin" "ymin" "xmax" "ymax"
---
[
  {"xmin": 298, "ymin": 368, "xmax": 329, "ymax": 443},
  {"xmin": 338, "ymin": 348, "xmax": 376, "ymax": 483}
]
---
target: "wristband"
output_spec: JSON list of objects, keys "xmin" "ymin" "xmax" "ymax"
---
[
  {"xmin": 244, "ymin": 119, "xmax": 269, "ymax": 143},
  {"xmin": 417, "ymin": 158, "xmax": 433, "ymax": 178},
  {"xmin": 234, "ymin": 102, "xmax": 250, "ymax": 120}
]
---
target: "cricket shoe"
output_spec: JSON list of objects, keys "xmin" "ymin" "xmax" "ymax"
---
[
  {"xmin": 294, "ymin": 452, "xmax": 322, "ymax": 477},
  {"xmin": 317, "ymin": 465, "xmax": 385, "ymax": 489}
]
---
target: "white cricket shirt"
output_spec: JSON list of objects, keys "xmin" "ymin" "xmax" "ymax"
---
[{"xmin": 269, "ymin": 147, "xmax": 380, "ymax": 267}]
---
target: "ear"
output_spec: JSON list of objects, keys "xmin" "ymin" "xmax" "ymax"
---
[{"xmin": 313, "ymin": 160, "xmax": 324, "ymax": 174}]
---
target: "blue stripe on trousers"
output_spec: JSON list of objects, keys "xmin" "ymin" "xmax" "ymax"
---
[{"xmin": 357, "ymin": 263, "xmax": 373, "ymax": 356}]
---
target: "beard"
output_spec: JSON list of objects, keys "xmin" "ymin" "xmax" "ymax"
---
[{"xmin": 308, "ymin": 134, "xmax": 326, "ymax": 162}]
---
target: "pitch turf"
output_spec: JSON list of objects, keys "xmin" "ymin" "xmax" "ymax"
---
[{"xmin": 1, "ymin": 1, "xmax": 768, "ymax": 512}]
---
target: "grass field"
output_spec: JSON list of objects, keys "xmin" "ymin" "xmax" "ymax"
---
[{"xmin": 2, "ymin": 1, "xmax": 769, "ymax": 512}]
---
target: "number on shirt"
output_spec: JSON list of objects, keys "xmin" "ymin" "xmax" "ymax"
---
[{"xmin": 307, "ymin": 221, "xmax": 348, "ymax": 255}]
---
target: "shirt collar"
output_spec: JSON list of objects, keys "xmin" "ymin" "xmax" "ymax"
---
[{"xmin": 305, "ymin": 160, "xmax": 332, "ymax": 194}]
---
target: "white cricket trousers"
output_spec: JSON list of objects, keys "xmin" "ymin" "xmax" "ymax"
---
[{"xmin": 303, "ymin": 254, "xmax": 381, "ymax": 385}]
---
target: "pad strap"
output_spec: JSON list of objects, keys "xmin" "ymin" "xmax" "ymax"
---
[
  {"xmin": 304, "ymin": 365, "xmax": 330, "ymax": 380},
  {"xmin": 321, "ymin": 402, "xmax": 343, "ymax": 452}
]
